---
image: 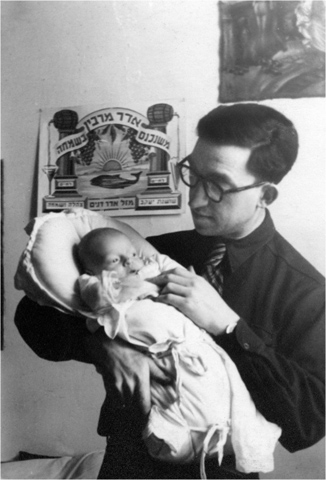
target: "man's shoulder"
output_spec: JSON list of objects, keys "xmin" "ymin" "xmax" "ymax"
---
[
  {"xmin": 269, "ymin": 231, "xmax": 325, "ymax": 286},
  {"xmin": 147, "ymin": 230, "xmax": 198, "ymax": 266},
  {"xmin": 148, "ymin": 229, "xmax": 197, "ymax": 244}
]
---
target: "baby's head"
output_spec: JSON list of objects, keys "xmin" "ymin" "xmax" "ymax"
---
[{"xmin": 78, "ymin": 227, "xmax": 144, "ymax": 278}]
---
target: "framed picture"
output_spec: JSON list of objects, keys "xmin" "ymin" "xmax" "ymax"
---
[
  {"xmin": 37, "ymin": 100, "xmax": 185, "ymax": 217},
  {"xmin": 218, "ymin": 0, "xmax": 325, "ymax": 102}
]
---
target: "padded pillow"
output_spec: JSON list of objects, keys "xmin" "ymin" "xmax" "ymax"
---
[{"xmin": 14, "ymin": 208, "xmax": 158, "ymax": 316}]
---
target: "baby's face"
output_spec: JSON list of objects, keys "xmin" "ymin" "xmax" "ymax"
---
[{"xmin": 94, "ymin": 234, "xmax": 144, "ymax": 278}]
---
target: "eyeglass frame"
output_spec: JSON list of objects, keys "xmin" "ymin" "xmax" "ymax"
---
[{"xmin": 177, "ymin": 156, "xmax": 269, "ymax": 204}]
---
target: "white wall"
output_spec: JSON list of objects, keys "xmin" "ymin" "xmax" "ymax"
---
[{"xmin": 1, "ymin": 1, "xmax": 325, "ymax": 478}]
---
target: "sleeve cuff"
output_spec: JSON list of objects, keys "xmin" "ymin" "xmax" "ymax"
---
[
  {"xmin": 232, "ymin": 318, "xmax": 269, "ymax": 353},
  {"xmin": 225, "ymin": 320, "xmax": 239, "ymax": 334},
  {"xmin": 218, "ymin": 318, "xmax": 269, "ymax": 355}
]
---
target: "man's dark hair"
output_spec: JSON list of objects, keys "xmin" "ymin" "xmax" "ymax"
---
[{"xmin": 197, "ymin": 103, "xmax": 299, "ymax": 184}]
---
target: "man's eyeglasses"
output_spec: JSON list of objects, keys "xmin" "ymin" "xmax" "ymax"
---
[{"xmin": 177, "ymin": 157, "xmax": 268, "ymax": 203}]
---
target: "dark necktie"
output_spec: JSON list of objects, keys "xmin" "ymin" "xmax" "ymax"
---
[{"xmin": 201, "ymin": 244, "xmax": 226, "ymax": 295}]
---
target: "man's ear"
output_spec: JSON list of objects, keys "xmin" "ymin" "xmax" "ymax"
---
[{"xmin": 259, "ymin": 184, "xmax": 279, "ymax": 207}]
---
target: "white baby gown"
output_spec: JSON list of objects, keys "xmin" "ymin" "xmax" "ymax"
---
[{"xmin": 79, "ymin": 255, "xmax": 281, "ymax": 477}]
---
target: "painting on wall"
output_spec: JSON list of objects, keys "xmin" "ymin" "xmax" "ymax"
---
[
  {"xmin": 37, "ymin": 101, "xmax": 185, "ymax": 217},
  {"xmin": 218, "ymin": 0, "xmax": 325, "ymax": 102}
]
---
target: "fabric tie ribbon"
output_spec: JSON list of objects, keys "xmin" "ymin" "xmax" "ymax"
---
[
  {"xmin": 200, "ymin": 421, "xmax": 231, "ymax": 479},
  {"xmin": 201, "ymin": 244, "xmax": 226, "ymax": 295}
]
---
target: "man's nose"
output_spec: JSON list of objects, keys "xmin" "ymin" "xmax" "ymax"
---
[{"xmin": 188, "ymin": 182, "xmax": 209, "ymax": 209}]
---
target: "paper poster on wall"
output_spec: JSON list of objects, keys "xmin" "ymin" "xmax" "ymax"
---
[{"xmin": 38, "ymin": 100, "xmax": 185, "ymax": 217}]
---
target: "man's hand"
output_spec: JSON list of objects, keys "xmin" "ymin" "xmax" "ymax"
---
[
  {"xmin": 84, "ymin": 328, "xmax": 173, "ymax": 420},
  {"xmin": 150, "ymin": 267, "xmax": 239, "ymax": 336}
]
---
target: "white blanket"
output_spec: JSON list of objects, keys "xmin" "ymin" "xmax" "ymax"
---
[{"xmin": 80, "ymin": 258, "xmax": 281, "ymax": 476}]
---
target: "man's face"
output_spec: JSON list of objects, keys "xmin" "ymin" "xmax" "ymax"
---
[{"xmin": 188, "ymin": 140, "xmax": 266, "ymax": 239}]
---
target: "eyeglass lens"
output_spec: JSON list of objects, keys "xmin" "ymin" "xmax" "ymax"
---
[{"xmin": 179, "ymin": 164, "xmax": 223, "ymax": 202}]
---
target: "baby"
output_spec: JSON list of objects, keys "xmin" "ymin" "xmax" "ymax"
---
[
  {"xmin": 78, "ymin": 227, "xmax": 162, "ymax": 314},
  {"xmin": 78, "ymin": 227, "xmax": 146, "ymax": 278},
  {"xmin": 77, "ymin": 227, "xmax": 281, "ymax": 478}
]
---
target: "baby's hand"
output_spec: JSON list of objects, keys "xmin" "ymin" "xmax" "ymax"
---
[{"xmin": 119, "ymin": 276, "xmax": 160, "ymax": 302}]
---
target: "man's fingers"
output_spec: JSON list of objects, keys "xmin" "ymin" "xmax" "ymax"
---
[
  {"xmin": 105, "ymin": 380, "xmax": 127, "ymax": 408},
  {"xmin": 149, "ymin": 356, "xmax": 175, "ymax": 383},
  {"xmin": 160, "ymin": 282, "xmax": 189, "ymax": 296},
  {"xmin": 133, "ymin": 367, "xmax": 151, "ymax": 417},
  {"xmin": 150, "ymin": 267, "xmax": 194, "ymax": 286},
  {"xmin": 155, "ymin": 293, "xmax": 186, "ymax": 310}
]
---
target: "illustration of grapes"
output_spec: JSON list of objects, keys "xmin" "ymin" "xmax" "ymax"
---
[
  {"xmin": 80, "ymin": 131, "xmax": 99, "ymax": 165},
  {"xmin": 124, "ymin": 127, "xmax": 150, "ymax": 163}
]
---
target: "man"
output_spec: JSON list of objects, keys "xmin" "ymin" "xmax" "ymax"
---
[{"xmin": 15, "ymin": 103, "xmax": 325, "ymax": 479}]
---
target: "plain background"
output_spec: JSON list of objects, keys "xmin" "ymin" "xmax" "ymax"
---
[{"xmin": 1, "ymin": 1, "xmax": 325, "ymax": 478}]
